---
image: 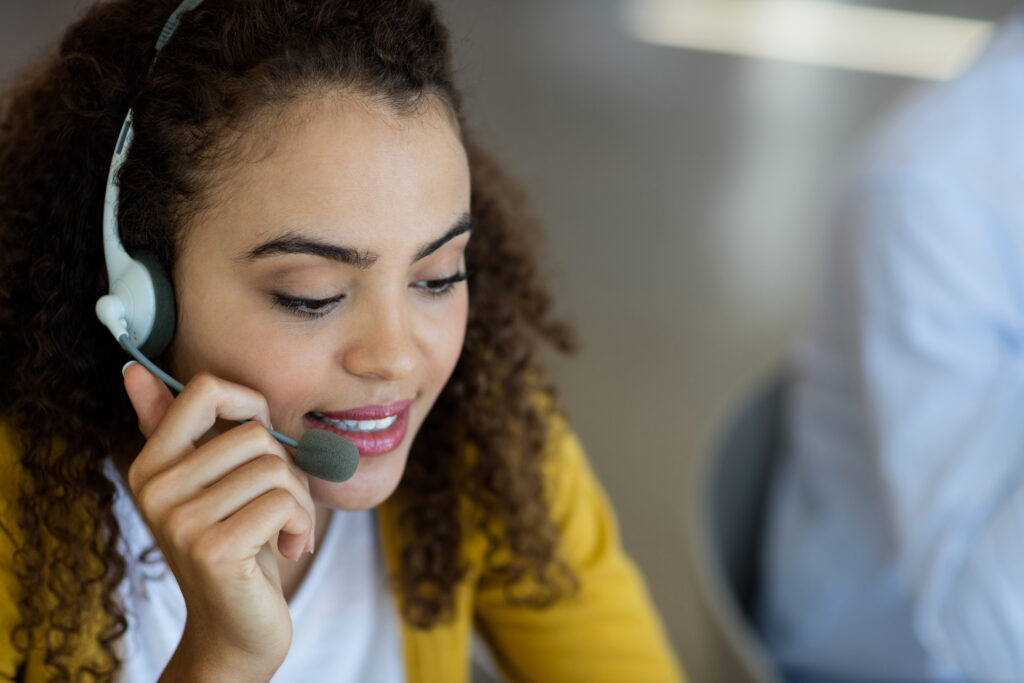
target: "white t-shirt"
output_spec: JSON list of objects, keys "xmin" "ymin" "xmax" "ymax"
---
[{"xmin": 107, "ymin": 463, "xmax": 405, "ymax": 682}]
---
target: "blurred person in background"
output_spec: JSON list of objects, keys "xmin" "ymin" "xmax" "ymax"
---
[{"xmin": 760, "ymin": 8, "xmax": 1024, "ymax": 683}]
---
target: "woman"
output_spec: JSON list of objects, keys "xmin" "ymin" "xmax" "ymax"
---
[{"xmin": 0, "ymin": 0, "xmax": 684, "ymax": 680}]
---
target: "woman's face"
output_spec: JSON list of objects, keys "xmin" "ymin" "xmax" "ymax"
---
[{"xmin": 169, "ymin": 95, "xmax": 470, "ymax": 511}]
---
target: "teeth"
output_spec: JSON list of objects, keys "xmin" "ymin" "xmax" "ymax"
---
[{"xmin": 314, "ymin": 413, "xmax": 398, "ymax": 433}]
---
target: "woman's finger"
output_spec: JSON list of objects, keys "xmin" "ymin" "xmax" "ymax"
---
[
  {"xmin": 201, "ymin": 488, "xmax": 315, "ymax": 563},
  {"xmin": 129, "ymin": 372, "xmax": 276, "ymax": 489},
  {"xmin": 133, "ymin": 421, "xmax": 298, "ymax": 509},
  {"xmin": 124, "ymin": 362, "xmax": 176, "ymax": 438},
  {"xmin": 154, "ymin": 452, "xmax": 316, "ymax": 553}
]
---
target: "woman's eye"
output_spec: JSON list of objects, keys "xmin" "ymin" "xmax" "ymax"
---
[
  {"xmin": 413, "ymin": 272, "xmax": 469, "ymax": 297},
  {"xmin": 272, "ymin": 293, "xmax": 345, "ymax": 319}
]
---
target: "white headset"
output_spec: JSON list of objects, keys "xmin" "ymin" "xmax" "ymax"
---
[{"xmin": 94, "ymin": 0, "xmax": 206, "ymax": 360}]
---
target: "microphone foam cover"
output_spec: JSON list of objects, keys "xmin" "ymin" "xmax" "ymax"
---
[{"xmin": 295, "ymin": 429, "xmax": 360, "ymax": 483}]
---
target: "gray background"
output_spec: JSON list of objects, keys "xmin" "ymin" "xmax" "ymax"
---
[{"xmin": 2, "ymin": 1, "xmax": 1018, "ymax": 681}]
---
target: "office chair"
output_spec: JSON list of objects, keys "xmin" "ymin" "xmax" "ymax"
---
[{"xmin": 690, "ymin": 374, "xmax": 787, "ymax": 683}]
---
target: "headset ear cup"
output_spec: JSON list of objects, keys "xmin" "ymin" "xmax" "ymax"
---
[{"xmin": 134, "ymin": 251, "xmax": 177, "ymax": 357}]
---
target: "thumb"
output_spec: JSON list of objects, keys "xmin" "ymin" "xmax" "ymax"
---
[{"xmin": 123, "ymin": 361, "xmax": 175, "ymax": 438}]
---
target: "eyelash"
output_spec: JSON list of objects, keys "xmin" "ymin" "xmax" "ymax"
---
[
  {"xmin": 272, "ymin": 293, "xmax": 345, "ymax": 320},
  {"xmin": 415, "ymin": 271, "xmax": 469, "ymax": 297},
  {"xmin": 272, "ymin": 271, "xmax": 469, "ymax": 320}
]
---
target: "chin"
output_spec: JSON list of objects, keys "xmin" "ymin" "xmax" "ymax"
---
[{"xmin": 308, "ymin": 449, "xmax": 407, "ymax": 511}]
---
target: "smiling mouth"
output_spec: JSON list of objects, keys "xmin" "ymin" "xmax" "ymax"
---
[
  {"xmin": 302, "ymin": 400, "xmax": 414, "ymax": 458},
  {"xmin": 307, "ymin": 412, "xmax": 398, "ymax": 433}
]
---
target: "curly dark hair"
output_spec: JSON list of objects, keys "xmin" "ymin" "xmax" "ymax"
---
[{"xmin": 0, "ymin": 0, "xmax": 577, "ymax": 678}]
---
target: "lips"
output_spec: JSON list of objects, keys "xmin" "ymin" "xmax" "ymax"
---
[
  {"xmin": 304, "ymin": 399, "xmax": 413, "ymax": 458},
  {"xmin": 317, "ymin": 399, "xmax": 413, "ymax": 421}
]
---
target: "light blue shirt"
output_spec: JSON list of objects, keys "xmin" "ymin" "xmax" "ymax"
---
[{"xmin": 761, "ymin": 11, "xmax": 1024, "ymax": 683}]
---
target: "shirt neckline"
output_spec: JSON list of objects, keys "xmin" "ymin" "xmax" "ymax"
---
[{"xmin": 286, "ymin": 507, "xmax": 371, "ymax": 616}]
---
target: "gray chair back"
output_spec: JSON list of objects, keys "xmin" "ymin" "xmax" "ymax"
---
[{"xmin": 690, "ymin": 375, "xmax": 787, "ymax": 683}]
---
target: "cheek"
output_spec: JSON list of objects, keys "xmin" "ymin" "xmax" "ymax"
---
[
  {"xmin": 170, "ymin": 259, "xmax": 249, "ymax": 375},
  {"xmin": 432, "ymin": 294, "xmax": 468, "ymax": 383},
  {"xmin": 217, "ymin": 330, "xmax": 340, "ymax": 428},
  {"xmin": 171, "ymin": 284, "xmax": 321, "ymax": 410}
]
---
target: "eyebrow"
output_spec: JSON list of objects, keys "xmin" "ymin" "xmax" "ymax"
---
[
  {"xmin": 413, "ymin": 213, "xmax": 473, "ymax": 261},
  {"xmin": 239, "ymin": 213, "xmax": 473, "ymax": 268}
]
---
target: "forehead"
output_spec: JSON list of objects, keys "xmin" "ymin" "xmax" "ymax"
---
[{"xmin": 183, "ymin": 94, "xmax": 470, "ymax": 257}]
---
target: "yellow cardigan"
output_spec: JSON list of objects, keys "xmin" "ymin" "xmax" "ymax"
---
[{"xmin": 0, "ymin": 420, "xmax": 685, "ymax": 682}]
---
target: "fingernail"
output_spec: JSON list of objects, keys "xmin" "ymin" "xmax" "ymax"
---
[
  {"xmin": 122, "ymin": 360, "xmax": 138, "ymax": 377},
  {"xmin": 306, "ymin": 535, "xmax": 315, "ymax": 555}
]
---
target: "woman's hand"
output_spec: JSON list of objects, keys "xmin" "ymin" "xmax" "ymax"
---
[{"xmin": 123, "ymin": 364, "xmax": 316, "ymax": 682}]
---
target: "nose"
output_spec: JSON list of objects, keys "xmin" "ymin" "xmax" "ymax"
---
[{"xmin": 340, "ymin": 300, "xmax": 417, "ymax": 381}]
